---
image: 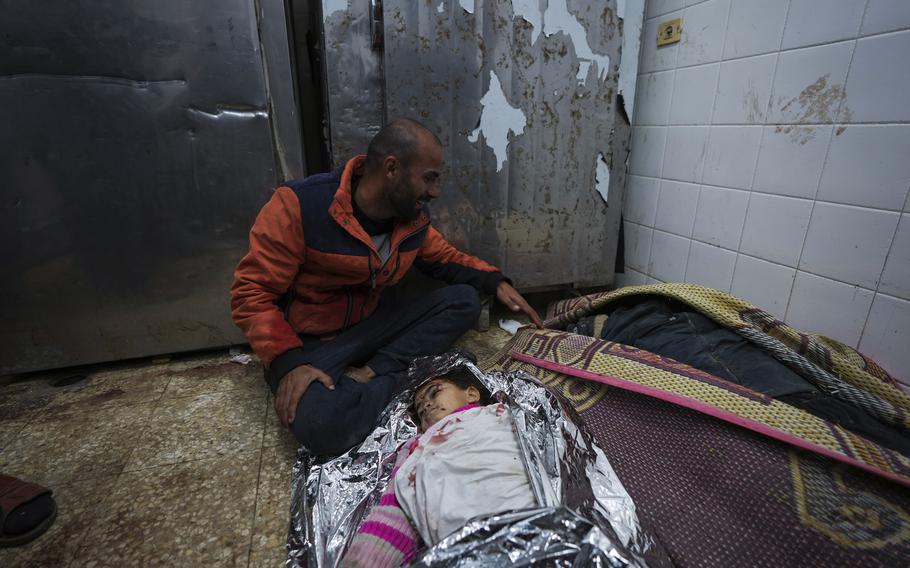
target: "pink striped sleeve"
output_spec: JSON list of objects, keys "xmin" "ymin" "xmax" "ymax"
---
[{"xmin": 340, "ymin": 441, "xmax": 420, "ymax": 567}]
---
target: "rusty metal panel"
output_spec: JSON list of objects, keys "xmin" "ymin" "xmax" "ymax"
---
[
  {"xmin": 359, "ymin": 0, "xmax": 622, "ymax": 289},
  {"xmin": 320, "ymin": 0, "xmax": 386, "ymax": 167},
  {"xmin": 0, "ymin": 0, "xmax": 304, "ymax": 374}
]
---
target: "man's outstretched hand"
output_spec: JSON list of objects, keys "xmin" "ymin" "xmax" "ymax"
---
[
  {"xmin": 496, "ymin": 281, "xmax": 543, "ymax": 328},
  {"xmin": 275, "ymin": 364, "xmax": 334, "ymax": 428}
]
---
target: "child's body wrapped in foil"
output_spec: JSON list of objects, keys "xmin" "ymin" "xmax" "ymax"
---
[{"xmin": 291, "ymin": 353, "xmax": 669, "ymax": 568}]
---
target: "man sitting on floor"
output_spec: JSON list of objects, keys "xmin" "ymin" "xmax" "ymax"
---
[{"xmin": 231, "ymin": 118, "xmax": 540, "ymax": 455}]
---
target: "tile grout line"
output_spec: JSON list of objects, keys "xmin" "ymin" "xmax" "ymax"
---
[
  {"xmin": 645, "ymin": 21, "xmax": 681, "ymax": 282},
  {"xmin": 856, "ymin": 0, "xmax": 874, "ymax": 45},
  {"xmin": 630, "ymin": 173, "xmax": 909, "ymax": 214},
  {"xmin": 642, "ymin": 143, "xmax": 668, "ymax": 279},
  {"xmin": 725, "ymin": 0, "xmax": 766, "ymax": 290},
  {"xmin": 1, "ymin": 363, "xmax": 267, "ymax": 567},
  {"xmin": 40, "ymin": 384, "xmax": 266, "ymax": 424},
  {"xmin": 119, "ymin": 380, "xmax": 266, "ymax": 473},
  {"xmin": 633, "ymin": 224, "xmax": 904, "ymax": 298},
  {"xmin": 121, "ymin": 379, "xmax": 269, "ymax": 475},
  {"xmin": 857, "ymin": 190, "xmax": 910, "ymax": 346},
  {"xmin": 751, "ymin": 0, "xmax": 793, "ymax": 285},
  {"xmin": 685, "ymin": 0, "xmax": 733, "ymax": 288},
  {"xmin": 71, "ymin": 446, "xmax": 267, "ymax": 568},
  {"xmin": 834, "ymin": 0, "xmax": 870, "ymax": 127},
  {"xmin": 246, "ymin": 443, "xmax": 268, "ymax": 568},
  {"xmin": 641, "ymin": 17, "xmax": 910, "ymax": 72},
  {"xmin": 119, "ymin": 444, "xmax": 266, "ymax": 476},
  {"xmin": 731, "ymin": 125, "xmax": 768, "ymax": 288},
  {"xmin": 0, "ymin": 387, "xmax": 167, "ymax": 489},
  {"xmin": 158, "ymin": 382, "xmax": 268, "ymax": 403},
  {"xmin": 76, "ymin": 380, "xmax": 171, "ymax": 508},
  {"xmin": 246, "ymin": 391, "xmax": 275, "ymax": 565},
  {"xmin": 0, "ymin": 420, "xmax": 33, "ymax": 455},
  {"xmin": 634, "ymin": 119, "xmax": 910, "ymax": 127},
  {"xmin": 634, "ymin": 2, "xmax": 910, "ymax": 302},
  {"xmin": 852, "ymin": 0, "xmax": 891, "ymax": 347},
  {"xmin": 870, "ymin": 289, "xmax": 910, "ymax": 306},
  {"xmin": 732, "ymin": 0, "xmax": 790, "ymax": 292},
  {"xmin": 64, "ymin": 471, "xmax": 129, "ymax": 568},
  {"xmin": 633, "ymin": 3, "xmax": 910, "ymax": 336},
  {"xmin": 783, "ymin": 24, "xmax": 860, "ymax": 332}
]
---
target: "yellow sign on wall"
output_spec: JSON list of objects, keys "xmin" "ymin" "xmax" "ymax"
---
[{"xmin": 658, "ymin": 17, "xmax": 683, "ymax": 46}]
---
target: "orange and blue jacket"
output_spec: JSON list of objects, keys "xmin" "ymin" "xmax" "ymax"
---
[{"xmin": 231, "ymin": 155, "xmax": 506, "ymax": 377}]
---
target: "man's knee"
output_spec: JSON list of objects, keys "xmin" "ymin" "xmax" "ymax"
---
[
  {"xmin": 288, "ymin": 387, "xmax": 340, "ymax": 455},
  {"xmin": 288, "ymin": 380, "xmax": 389, "ymax": 456},
  {"xmin": 291, "ymin": 413, "xmax": 362, "ymax": 456},
  {"xmin": 437, "ymin": 284, "xmax": 481, "ymax": 320}
]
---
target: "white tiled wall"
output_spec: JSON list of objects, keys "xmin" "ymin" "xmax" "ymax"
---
[{"xmin": 622, "ymin": 0, "xmax": 910, "ymax": 386}]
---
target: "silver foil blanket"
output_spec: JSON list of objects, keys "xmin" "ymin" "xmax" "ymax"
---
[{"xmin": 287, "ymin": 352, "xmax": 669, "ymax": 567}]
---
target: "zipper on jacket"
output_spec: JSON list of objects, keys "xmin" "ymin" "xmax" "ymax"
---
[
  {"xmin": 360, "ymin": 223, "xmax": 429, "ymax": 294},
  {"xmin": 369, "ymin": 223, "xmax": 425, "ymax": 287},
  {"xmin": 392, "ymin": 222, "xmax": 429, "ymax": 253},
  {"xmin": 375, "ymin": 223, "xmax": 426, "ymax": 287},
  {"xmin": 382, "ymin": 222, "xmax": 428, "ymax": 274},
  {"xmin": 386, "ymin": 253, "xmax": 402, "ymax": 283},
  {"xmin": 368, "ymin": 254, "xmax": 377, "ymax": 289}
]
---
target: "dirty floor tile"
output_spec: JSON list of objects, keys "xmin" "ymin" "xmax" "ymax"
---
[
  {"xmin": 0, "ymin": 418, "xmax": 29, "ymax": 452},
  {"xmin": 0, "ymin": 323, "xmax": 530, "ymax": 567},
  {"xmin": 0, "ymin": 377, "xmax": 58, "ymax": 423},
  {"xmin": 456, "ymin": 328, "xmax": 512, "ymax": 365},
  {"xmin": 162, "ymin": 351, "xmax": 239, "ymax": 373},
  {"xmin": 0, "ymin": 401, "xmax": 156, "ymax": 487},
  {"xmin": 0, "ymin": 474, "xmax": 118, "ymax": 568},
  {"xmin": 71, "ymin": 450, "xmax": 261, "ymax": 567},
  {"xmin": 262, "ymin": 395, "xmax": 300, "ymax": 451},
  {"xmin": 248, "ymin": 546, "xmax": 287, "ymax": 567},
  {"xmin": 250, "ymin": 444, "xmax": 298, "ymax": 553},
  {"xmin": 162, "ymin": 360, "xmax": 264, "ymax": 400},
  {"xmin": 456, "ymin": 304, "xmax": 533, "ymax": 366},
  {"xmin": 124, "ymin": 388, "xmax": 267, "ymax": 471},
  {"xmin": 45, "ymin": 364, "xmax": 172, "ymax": 413}
]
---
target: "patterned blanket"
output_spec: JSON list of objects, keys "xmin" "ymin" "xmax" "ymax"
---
[{"xmin": 483, "ymin": 284, "xmax": 910, "ymax": 567}]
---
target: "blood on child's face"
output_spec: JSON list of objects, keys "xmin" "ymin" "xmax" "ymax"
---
[{"xmin": 413, "ymin": 378, "xmax": 477, "ymax": 431}]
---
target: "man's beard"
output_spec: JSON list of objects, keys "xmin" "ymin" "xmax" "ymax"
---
[{"xmin": 388, "ymin": 176, "xmax": 422, "ymax": 222}]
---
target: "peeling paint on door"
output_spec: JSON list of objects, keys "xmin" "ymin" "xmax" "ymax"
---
[
  {"xmin": 329, "ymin": 0, "xmax": 628, "ymax": 288},
  {"xmin": 595, "ymin": 152, "xmax": 610, "ymax": 203},
  {"xmin": 618, "ymin": 0, "xmax": 645, "ymax": 118},
  {"xmin": 548, "ymin": 0, "xmax": 611, "ymax": 83},
  {"xmin": 512, "ymin": 0, "xmax": 543, "ymax": 43},
  {"xmin": 512, "ymin": 0, "xmax": 612, "ymax": 83},
  {"xmin": 322, "ymin": 0, "xmax": 348, "ymax": 18},
  {"xmin": 468, "ymin": 70, "xmax": 528, "ymax": 172}
]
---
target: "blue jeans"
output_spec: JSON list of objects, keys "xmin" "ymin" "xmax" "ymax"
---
[{"xmin": 267, "ymin": 284, "xmax": 481, "ymax": 455}]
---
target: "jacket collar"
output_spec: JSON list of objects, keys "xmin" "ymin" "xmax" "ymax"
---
[{"xmin": 329, "ymin": 155, "xmax": 429, "ymax": 254}]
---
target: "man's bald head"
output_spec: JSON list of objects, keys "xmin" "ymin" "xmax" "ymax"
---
[{"xmin": 364, "ymin": 118, "xmax": 442, "ymax": 173}]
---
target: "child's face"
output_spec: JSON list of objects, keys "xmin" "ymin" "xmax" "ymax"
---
[{"xmin": 413, "ymin": 378, "xmax": 480, "ymax": 431}]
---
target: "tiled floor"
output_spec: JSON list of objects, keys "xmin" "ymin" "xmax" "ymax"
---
[
  {"xmin": 0, "ymin": 352, "xmax": 292, "ymax": 567},
  {"xmin": 0, "ymin": 312, "xmax": 521, "ymax": 567}
]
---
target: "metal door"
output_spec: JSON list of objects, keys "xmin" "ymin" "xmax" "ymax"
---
[
  {"xmin": 320, "ymin": 0, "xmax": 631, "ymax": 289},
  {"xmin": 0, "ymin": 0, "xmax": 304, "ymax": 374}
]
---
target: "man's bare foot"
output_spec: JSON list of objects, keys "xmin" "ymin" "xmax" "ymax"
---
[{"xmin": 344, "ymin": 365, "xmax": 377, "ymax": 384}]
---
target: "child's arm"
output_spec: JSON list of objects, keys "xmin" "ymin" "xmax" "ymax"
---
[{"xmin": 341, "ymin": 445, "xmax": 420, "ymax": 568}]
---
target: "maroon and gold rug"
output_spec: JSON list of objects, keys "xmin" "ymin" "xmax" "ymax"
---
[{"xmin": 483, "ymin": 284, "xmax": 910, "ymax": 567}]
